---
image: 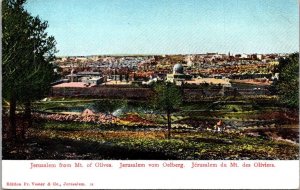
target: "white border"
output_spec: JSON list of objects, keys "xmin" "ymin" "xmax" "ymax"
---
[{"xmin": 2, "ymin": 160, "xmax": 299, "ymax": 189}]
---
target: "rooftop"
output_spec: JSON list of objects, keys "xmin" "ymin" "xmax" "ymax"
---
[
  {"xmin": 103, "ymin": 81, "xmax": 132, "ymax": 85},
  {"xmin": 186, "ymin": 78, "xmax": 231, "ymax": 85},
  {"xmin": 52, "ymin": 82, "xmax": 96, "ymax": 88}
]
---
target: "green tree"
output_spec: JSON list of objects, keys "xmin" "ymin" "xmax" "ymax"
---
[
  {"xmin": 153, "ymin": 82, "xmax": 182, "ymax": 139},
  {"xmin": 274, "ymin": 53, "xmax": 299, "ymax": 108},
  {"xmin": 3, "ymin": 0, "xmax": 29, "ymax": 140},
  {"xmin": 2, "ymin": 0, "xmax": 57, "ymax": 140}
]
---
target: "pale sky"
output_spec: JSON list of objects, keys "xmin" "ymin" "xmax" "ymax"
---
[{"xmin": 26, "ymin": 0, "xmax": 299, "ymax": 56}]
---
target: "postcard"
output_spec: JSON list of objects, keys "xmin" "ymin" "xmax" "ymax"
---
[{"xmin": 2, "ymin": 0, "xmax": 299, "ymax": 189}]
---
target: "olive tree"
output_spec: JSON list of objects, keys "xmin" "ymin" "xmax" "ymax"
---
[
  {"xmin": 152, "ymin": 82, "xmax": 182, "ymax": 139},
  {"xmin": 274, "ymin": 53, "xmax": 299, "ymax": 108}
]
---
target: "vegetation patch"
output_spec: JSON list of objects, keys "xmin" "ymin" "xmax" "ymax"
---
[{"xmin": 3, "ymin": 124, "xmax": 298, "ymax": 160}]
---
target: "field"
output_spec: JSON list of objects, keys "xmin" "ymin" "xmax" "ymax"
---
[
  {"xmin": 3, "ymin": 121, "xmax": 299, "ymax": 160},
  {"xmin": 2, "ymin": 97, "xmax": 299, "ymax": 160}
]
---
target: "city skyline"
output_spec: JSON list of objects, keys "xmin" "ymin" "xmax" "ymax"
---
[{"xmin": 26, "ymin": 0, "xmax": 299, "ymax": 56}]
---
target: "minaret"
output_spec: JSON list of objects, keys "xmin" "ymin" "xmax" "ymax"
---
[
  {"xmin": 70, "ymin": 68, "xmax": 74, "ymax": 82},
  {"xmin": 186, "ymin": 55, "xmax": 193, "ymax": 67}
]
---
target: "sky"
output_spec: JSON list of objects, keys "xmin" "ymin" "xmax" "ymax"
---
[{"xmin": 26, "ymin": 0, "xmax": 299, "ymax": 56}]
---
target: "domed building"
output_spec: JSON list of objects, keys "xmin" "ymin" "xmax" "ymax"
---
[
  {"xmin": 166, "ymin": 63, "xmax": 192, "ymax": 85},
  {"xmin": 173, "ymin": 63, "xmax": 184, "ymax": 74},
  {"xmin": 166, "ymin": 62, "xmax": 231, "ymax": 87}
]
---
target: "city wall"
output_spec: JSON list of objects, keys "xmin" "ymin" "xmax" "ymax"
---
[
  {"xmin": 51, "ymin": 86, "xmax": 270, "ymax": 101},
  {"xmin": 51, "ymin": 87, "xmax": 154, "ymax": 100}
]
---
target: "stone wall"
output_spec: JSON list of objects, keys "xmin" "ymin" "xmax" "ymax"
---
[
  {"xmin": 51, "ymin": 87, "xmax": 154, "ymax": 100},
  {"xmin": 51, "ymin": 86, "xmax": 270, "ymax": 100}
]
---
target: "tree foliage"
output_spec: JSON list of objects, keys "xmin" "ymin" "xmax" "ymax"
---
[
  {"xmin": 153, "ymin": 82, "xmax": 182, "ymax": 112},
  {"xmin": 3, "ymin": 0, "xmax": 57, "ymax": 102},
  {"xmin": 274, "ymin": 53, "xmax": 299, "ymax": 108}
]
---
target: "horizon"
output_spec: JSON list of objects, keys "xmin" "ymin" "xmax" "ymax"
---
[
  {"xmin": 55, "ymin": 51, "xmax": 293, "ymax": 57},
  {"xmin": 26, "ymin": 0, "xmax": 299, "ymax": 56}
]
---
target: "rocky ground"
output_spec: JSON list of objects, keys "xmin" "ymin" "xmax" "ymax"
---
[{"xmin": 2, "ymin": 120, "xmax": 299, "ymax": 160}]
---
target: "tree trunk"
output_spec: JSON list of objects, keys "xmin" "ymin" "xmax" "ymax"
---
[
  {"xmin": 23, "ymin": 100, "xmax": 32, "ymax": 139},
  {"xmin": 233, "ymin": 88, "xmax": 238, "ymax": 100},
  {"xmin": 24, "ymin": 100, "xmax": 32, "ymax": 126},
  {"xmin": 167, "ymin": 111, "xmax": 171, "ymax": 139},
  {"xmin": 9, "ymin": 95, "xmax": 17, "ymax": 141}
]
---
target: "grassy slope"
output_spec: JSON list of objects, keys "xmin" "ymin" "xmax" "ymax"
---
[
  {"xmin": 3, "ymin": 98, "xmax": 297, "ymax": 160},
  {"xmin": 3, "ymin": 122, "xmax": 298, "ymax": 160}
]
